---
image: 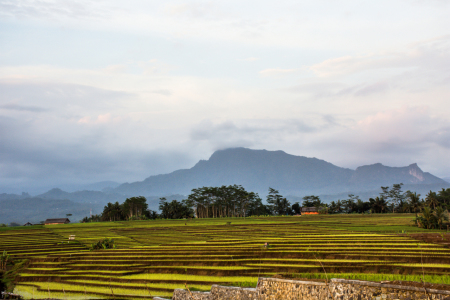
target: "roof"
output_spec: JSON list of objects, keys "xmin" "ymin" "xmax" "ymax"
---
[
  {"xmin": 301, "ymin": 207, "xmax": 318, "ymax": 212},
  {"xmin": 44, "ymin": 218, "xmax": 70, "ymax": 224}
]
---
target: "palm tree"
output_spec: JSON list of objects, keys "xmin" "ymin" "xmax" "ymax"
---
[
  {"xmin": 370, "ymin": 197, "xmax": 389, "ymax": 213},
  {"xmin": 1, "ymin": 250, "xmax": 9, "ymax": 270},
  {"xmin": 434, "ymin": 207, "xmax": 449, "ymax": 229},
  {"xmin": 421, "ymin": 207, "xmax": 436, "ymax": 229},
  {"xmin": 407, "ymin": 192, "xmax": 422, "ymax": 217},
  {"xmin": 425, "ymin": 191, "xmax": 439, "ymax": 209}
]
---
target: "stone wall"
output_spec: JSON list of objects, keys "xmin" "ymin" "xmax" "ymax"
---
[
  {"xmin": 258, "ymin": 277, "xmax": 329, "ymax": 300},
  {"xmin": 166, "ymin": 277, "xmax": 450, "ymax": 300},
  {"xmin": 211, "ymin": 285, "xmax": 257, "ymax": 300},
  {"xmin": 330, "ymin": 279, "xmax": 450, "ymax": 300}
]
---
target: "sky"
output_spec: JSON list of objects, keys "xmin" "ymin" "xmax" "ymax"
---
[{"xmin": 1, "ymin": 0, "xmax": 450, "ymax": 194}]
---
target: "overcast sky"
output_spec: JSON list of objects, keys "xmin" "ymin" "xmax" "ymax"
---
[{"xmin": 1, "ymin": 0, "xmax": 450, "ymax": 194}]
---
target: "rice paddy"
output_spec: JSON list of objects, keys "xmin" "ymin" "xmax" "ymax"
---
[{"xmin": 1, "ymin": 214, "xmax": 450, "ymax": 299}]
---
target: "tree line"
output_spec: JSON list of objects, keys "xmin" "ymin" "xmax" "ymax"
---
[
  {"xmin": 82, "ymin": 184, "xmax": 450, "ymax": 229},
  {"xmin": 81, "ymin": 196, "xmax": 158, "ymax": 222}
]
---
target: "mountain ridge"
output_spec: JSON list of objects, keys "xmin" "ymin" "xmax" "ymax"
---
[{"xmin": 114, "ymin": 147, "xmax": 447, "ymax": 196}]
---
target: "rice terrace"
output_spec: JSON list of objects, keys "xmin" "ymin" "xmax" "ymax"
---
[{"xmin": 2, "ymin": 214, "xmax": 450, "ymax": 299}]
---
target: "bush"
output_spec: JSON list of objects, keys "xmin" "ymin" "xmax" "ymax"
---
[
  {"xmin": 89, "ymin": 238, "xmax": 116, "ymax": 251},
  {"xmin": 412, "ymin": 206, "xmax": 449, "ymax": 229}
]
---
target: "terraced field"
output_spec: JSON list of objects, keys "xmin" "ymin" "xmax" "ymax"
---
[{"xmin": 1, "ymin": 214, "xmax": 450, "ymax": 299}]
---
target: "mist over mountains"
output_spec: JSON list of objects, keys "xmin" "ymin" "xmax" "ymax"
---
[{"xmin": 1, "ymin": 148, "xmax": 449, "ymax": 224}]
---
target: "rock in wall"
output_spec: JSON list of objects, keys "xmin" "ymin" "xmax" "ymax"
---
[{"xmin": 169, "ymin": 277, "xmax": 450, "ymax": 300}]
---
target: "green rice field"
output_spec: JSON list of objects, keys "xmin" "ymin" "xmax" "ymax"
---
[{"xmin": 1, "ymin": 214, "xmax": 450, "ymax": 299}]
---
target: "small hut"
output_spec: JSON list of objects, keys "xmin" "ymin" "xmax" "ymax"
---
[
  {"xmin": 301, "ymin": 207, "xmax": 319, "ymax": 215},
  {"xmin": 44, "ymin": 218, "xmax": 70, "ymax": 225},
  {"xmin": 23, "ymin": 222, "xmax": 33, "ymax": 226}
]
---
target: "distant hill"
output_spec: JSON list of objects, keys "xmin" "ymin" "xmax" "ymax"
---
[
  {"xmin": 36, "ymin": 188, "xmax": 125, "ymax": 203},
  {"xmin": 0, "ymin": 198, "xmax": 97, "ymax": 225},
  {"xmin": 55, "ymin": 181, "xmax": 121, "ymax": 193},
  {"xmin": 114, "ymin": 148, "xmax": 448, "ymax": 197},
  {"xmin": 443, "ymin": 177, "xmax": 450, "ymax": 183},
  {"xmin": 0, "ymin": 191, "xmax": 185, "ymax": 224}
]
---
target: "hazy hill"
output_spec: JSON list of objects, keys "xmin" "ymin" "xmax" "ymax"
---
[
  {"xmin": 348, "ymin": 163, "xmax": 444, "ymax": 188},
  {"xmin": 0, "ymin": 190, "xmax": 185, "ymax": 224},
  {"xmin": 114, "ymin": 148, "xmax": 447, "ymax": 196},
  {"xmin": 36, "ymin": 188, "xmax": 125, "ymax": 203},
  {"xmin": 0, "ymin": 198, "xmax": 97, "ymax": 225}
]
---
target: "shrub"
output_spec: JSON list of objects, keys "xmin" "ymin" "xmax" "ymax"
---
[
  {"xmin": 1, "ymin": 250, "xmax": 10, "ymax": 270},
  {"xmin": 89, "ymin": 238, "xmax": 116, "ymax": 251}
]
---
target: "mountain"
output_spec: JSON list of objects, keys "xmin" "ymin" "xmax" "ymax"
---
[
  {"xmin": 54, "ymin": 181, "xmax": 121, "ymax": 193},
  {"xmin": 0, "ymin": 191, "xmax": 183, "ymax": 224},
  {"xmin": 0, "ymin": 197, "xmax": 98, "ymax": 225},
  {"xmin": 36, "ymin": 188, "xmax": 125, "ymax": 203},
  {"xmin": 0, "ymin": 192, "xmax": 31, "ymax": 201},
  {"xmin": 114, "ymin": 148, "xmax": 448, "ymax": 197},
  {"xmin": 443, "ymin": 177, "xmax": 450, "ymax": 183},
  {"xmin": 348, "ymin": 163, "xmax": 444, "ymax": 188}
]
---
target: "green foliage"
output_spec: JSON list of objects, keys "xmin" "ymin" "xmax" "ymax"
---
[
  {"xmin": 302, "ymin": 195, "xmax": 323, "ymax": 207},
  {"xmin": 267, "ymin": 188, "xmax": 291, "ymax": 215},
  {"xmin": 292, "ymin": 202, "xmax": 301, "ymax": 214},
  {"xmin": 413, "ymin": 206, "xmax": 449, "ymax": 229},
  {"xmin": 81, "ymin": 214, "xmax": 102, "ymax": 223},
  {"xmin": 102, "ymin": 201, "xmax": 124, "ymax": 221},
  {"xmin": 122, "ymin": 196, "xmax": 148, "ymax": 219},
  {"xmin": 89, "ymin": 238, "xmax": 116, "ymax": 251},
  {"xmin": 1, "ymin": 259, "xmax": 27, "ymax": 292},
  {"xmin": 159, "ymin": 198, "xmax": 194, "ymax": 219},
  {"xmin": 187, "ymin": 185, "xmax": 263, "ymax": 218},
  {"xmin": 1, "ymin": 250, "xmax": 10, "ymax": 270}
]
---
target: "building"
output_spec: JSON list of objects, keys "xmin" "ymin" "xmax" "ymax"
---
[
  {"xmin": 301, "ymin": 207, "xmax": 319, "ymax": 215},
  {"xmin": 23, "ymin": 222, "xmax": 33, "ymax": 226},
  {"xmin": 44, "ymin": 218, "xmax": 70, "ymax": 225}
]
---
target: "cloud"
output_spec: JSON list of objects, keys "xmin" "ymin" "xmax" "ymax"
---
[
  {"xmin": 309, "ymin": 35, "xmax": 450, "ymax": 77},
  {"xmin": 77, "ymin": 113, "xmax": 118, "ymax": 124},
  {"xmin": 137, "ymin": 60, "xmax": 175, "ymax": 76},
  {"xmin": 259, "ymin": 68, "xmax": 297, "ymax": 77},
  {"xmin": 102, "ymin": 64, "xmax": 128, "ymax": 74},
  {"xmin": 238, "ymin": 57, "xmax": 259, "ymax": 62},
  {"xmin": 0, "ymin": 81, "xmax": 134, "ymax": 112},
  {"xmin": 150, "ymin": 89, "xmax": 172, "ymax": 96},
  {"xmin": 0, "ymin": 0, "xmax": 112, "ymax": 20},
  {"xmin": 165, "ymin": 3, "xmax": 228, "ymax": 20},
  {"xmin": 306, "ymin": 106, "xmax": 450, "ymax": 171},
  {"xmin": 0, "ymin": 103, "xmax": 48, "ymax": 112},
  {"xmin": 190, "ymin": 117, "xmax": 335, "ymax": 150}
]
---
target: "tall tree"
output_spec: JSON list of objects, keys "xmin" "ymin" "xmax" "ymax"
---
[
  {"xmin": 405, "ymin": 191, "xmax": 422, "ymax": 217},
  {"xmin": 267, "ymin": 188, "xmax": 291, "ymax": 215},
  {"xmin": 302, "ymin": 195, "xmax": 323, "ymax": 207},
  {"xmin": 369, "ymin": 197, "xmax": 388, "ymax": 213},
  {"xmin": 425, "ymin": 191, "xmax": 439, "ymax": 209},
  {"xmin": 122, "ymin": 196, "xmax": 148, "ymax": 219}
]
